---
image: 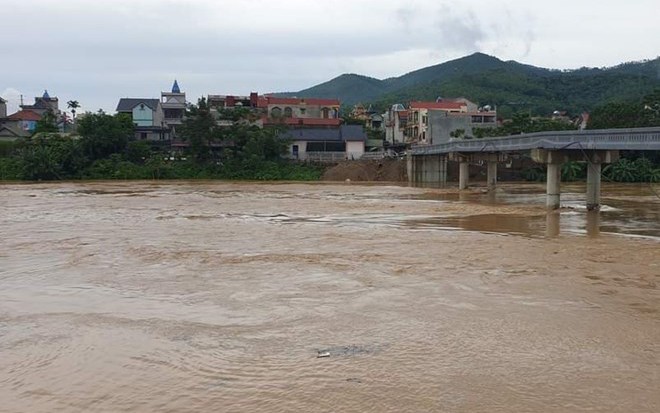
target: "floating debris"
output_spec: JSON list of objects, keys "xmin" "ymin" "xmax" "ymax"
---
[{"xmin": 316, "ymin": 344, "xmax": 383, "ymax": 358}]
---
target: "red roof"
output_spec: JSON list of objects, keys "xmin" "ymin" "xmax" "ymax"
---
[
  {"xmin": 8, "ymin": 110, "xmax": 41, "ymax": 121},
  {"xmin": 257, "ymin": 97, "xmax": 269, "ymax": 108},
  {"xmin": 409, "ymin": 101, "xmax": 465, "ymax": 110},
  {"xmin": 265, "ymin": 97, "xmax": 340, "ymax": 106}
]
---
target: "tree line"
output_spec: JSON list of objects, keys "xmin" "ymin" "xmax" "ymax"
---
[{"xmin": 0, "ymin": 99, "xmax": 323, "ymax": 181}]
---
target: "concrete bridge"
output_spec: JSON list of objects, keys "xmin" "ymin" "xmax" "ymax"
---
[{"xmin": 407, "ymin": 127, "xmax": 660, "ymax": 210}]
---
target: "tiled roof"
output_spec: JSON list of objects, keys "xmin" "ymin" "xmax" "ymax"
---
[
  {"xmin": 8, "ymin": 110, "xmax": 41, "ymax": 121},
  {"xmin": 116, "ymin": 98, "xmax": 160, "ymax": 112},
  {"xmin": 278, "ymin": 125, "xmax": 366, "ymax": 142}
]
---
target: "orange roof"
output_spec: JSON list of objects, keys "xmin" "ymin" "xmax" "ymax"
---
[
  {"xmin": 409, "ymin": 101, "xmax": 465, "ymax": 110},
  {"xmin": 257, "ymin": 97, "xmax": 269, "ymax": 108},
  {"xmin": 8, "ymin": 110, "xmax": 41, "ymax": 121}
]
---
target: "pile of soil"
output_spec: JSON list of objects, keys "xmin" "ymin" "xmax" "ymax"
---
[{"xmin": 321, "ymin": 159, "xmax": 407, "ymax": 182}]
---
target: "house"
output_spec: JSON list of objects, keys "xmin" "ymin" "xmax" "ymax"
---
[
  {"xmin": 367, "ymin": 113, "xmax": 383, "ymax": 131},
  {"xmin": 406, "ymin": 100, "xmax": 468, "ymax": 144},
  {"xmin": 207, "ymin": 92, "xmax": 260, "ymax": 110},
  {"xmin": 407, "ymin": 98, "xmax": 497, "ymax": 144},
  {"xmin": 20, "ymin": 90, "xmax": 60, "ymax": 117},
  {"xmin": 427, "ymin": 107, "xmax": 498, "ymax": 144},
  {"xmin": 260, "ymin": 96, "xmax": 341, "ymax": 128},
  {"xmin": 384, "ymin": 104, "xmax": 408, "ymax": 147},
  {"xmin": 0, "ymin": 108, "xmax": 42, "ymax": 140},
  {"xmin": 161, "ymin": 80, "xmax": 186, "ymax": 138},
  {"xmin": 264, "ymin": 97, "xmax": 340, "ymax": 120},
  {"xmin": 279, "ymin": 124, "xmax": 366, "ymax": 161},
  {"xmin": 205, "ymin": 92, "xmax": 342, "ymax": 128},
  {"xmin": 116, "ymin": 98, "xmax": 168, "ymax": 141}
]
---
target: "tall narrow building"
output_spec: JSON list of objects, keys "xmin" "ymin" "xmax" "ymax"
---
[{"xmin": 161, "ymin": 80, "xmax": 186, "ymax": 138}]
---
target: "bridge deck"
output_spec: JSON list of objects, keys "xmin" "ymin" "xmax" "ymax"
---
[{"xmin": 410, "ymin": 127, "xmax": 660, "ymax": 155}]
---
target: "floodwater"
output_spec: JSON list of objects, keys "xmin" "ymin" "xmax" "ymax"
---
[{"xmin": 1, "ymin": 181, "xmax": 659, "ymax": 412}]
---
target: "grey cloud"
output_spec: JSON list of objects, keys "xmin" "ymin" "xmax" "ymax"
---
[{"xmin": 434, "ymin": 6, "xmax": 485, "ymax": 52}]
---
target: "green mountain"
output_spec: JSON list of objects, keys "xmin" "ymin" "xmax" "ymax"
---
[{"xmin": 277, "ymin": 53, "xmax": 660, "ymax": 117}]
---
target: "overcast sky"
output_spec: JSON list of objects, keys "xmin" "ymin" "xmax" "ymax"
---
[{"xmin": 1, "ymin": 0, "xmax": 658, "ymax": 114}]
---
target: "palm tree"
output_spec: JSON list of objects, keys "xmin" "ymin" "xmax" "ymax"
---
[
  {"xmin": 67, "ymin": 100, "xmax": 80, "ymax": 121},
  {"xmin": 66, "ymin": 100, "xmax": 80, "ymax": 133}
]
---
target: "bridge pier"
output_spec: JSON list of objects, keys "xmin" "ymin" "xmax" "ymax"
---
[
  {"xmin": 406, "ymin": 153, "xmax": 413, "ymax": 185},
  {"xmin": 407, "ymin": 153, "xmax": 448, "ymax": 186},
  {"xmin": 533, "ymin": 149, "xmax": 619, "ymax": 211},
  {"xmin": 458, "ymin": 160, "xmax": 469, "ymax": 190},
  {"xmin": 533, "ymin": 150, "xmax": 567, "ymax": 210},
  {"xmin": 487, "ymin": 160, "xmax": 498, "ymax": 191},
  {"xmin": 584, "ymin": 150, "xmax": 618, "ymax": 210},
  {"xmin": 439, "ymin": 155, "xmax": 448, "ymax": 185},
  {"xmin": 546, "ymin": 162, "xmax": 562, "ymax": 210},
  {"xmin": 586, "ymin": 161, "xmax": 602, "ymax": 211}
]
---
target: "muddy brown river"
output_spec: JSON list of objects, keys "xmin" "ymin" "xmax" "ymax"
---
[{"xmin": 1, "ymin": 181, "xmax": 659, "ymax": 412}]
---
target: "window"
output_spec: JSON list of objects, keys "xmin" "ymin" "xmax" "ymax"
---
[
  {"xmin": 284, "ymin": 107, "xmax": 293, "ymax": 118},
  {"xmin": 300, "ymin": 108, "xmax": 306, "ymax": 115},
  {"xmin": 140, "ymin": 132, "xmax": 148, "ymax": 140},
  {"xmin": 271, "ymin": 107, "xmax": 282, "ymax": 117},
  {"xmin": 306, "ymin": 141, "xmax": 345, "ymax": 152}
]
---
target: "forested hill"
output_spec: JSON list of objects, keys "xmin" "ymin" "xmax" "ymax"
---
[{"xmin": 276, "ymin": 53, "xmax": 660, "ymax": 117}]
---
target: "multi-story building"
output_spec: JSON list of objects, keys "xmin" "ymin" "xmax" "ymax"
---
[
  {"xmin": 384, "ymin": 103, "xmax": 408, "ymax": 147},
  {"xmin": 407, "ymin": 98, "xmax": 497, "ymax": 144},
  {"xmin": 161, "ymin": 80, "xmax": 186, "ymax": 138},
  {"xmin": 256, "ymin": 96, "xmax": 341, "ymax": 130},
  {"xmin": 427, "ymin": 108, "xmax": 498, "ymax": 144},
  {"xmin": 207, "ymin": 92, "xmax": 260, "ymax": 110},
  {"xmin": 406, "ymin": 100, "xmax": 468, "ymax": 144},
  {"xmin": 20, "ymin": 90, "xmax": 60, "ymax": 117},
  {"xmin": 204, "ymin": 92, "xmax": 364, "ymax": 159}
]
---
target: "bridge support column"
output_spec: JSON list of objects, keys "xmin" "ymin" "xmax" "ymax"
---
[
  {"xmin": 586, "ymin": 161, "xmax": 602, "ymax": 211},
  {"xmin": 406, "ymin": 153, "xmax": 413, "ymax": 184},
  {"xmin": 546, "ymin": 162, "xmax": 562, "ymax": 210},
  {"xmin": 533, "ymin": 150, "xmax": 566, "ymax": 210},
  {"xmin": 439, "ymin": 155, "xmax": 448, "ymax": 185},
  {"xmin": 459, "ymin": 160, "xmax": 469, "ymax": 190},
  {"xmin": 487, "ymin": 160, "xmax": 498, "ymax": 191}
]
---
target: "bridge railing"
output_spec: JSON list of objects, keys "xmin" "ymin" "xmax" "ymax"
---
[{"xmin": 410, "ymin": 127, "xmax": 660, "ymax": 155}]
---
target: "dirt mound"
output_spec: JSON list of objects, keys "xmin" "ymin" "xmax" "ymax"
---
[{"xmin": 322, "ymin": 159, "xmax": 407, "ymax": 182}]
